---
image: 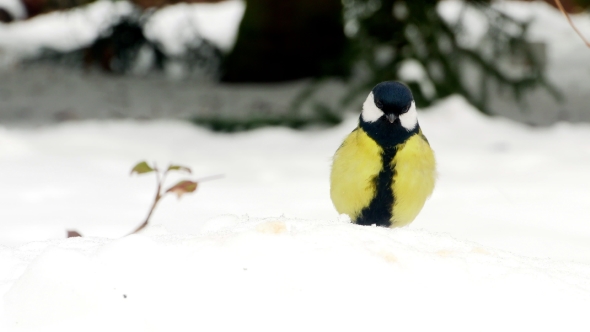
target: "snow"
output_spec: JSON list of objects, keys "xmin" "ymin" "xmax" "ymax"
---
[
  {"xmin": 0, "ymin": 1, "xmax": 136, "ymax": 59},
  {"xmin": 1, "ymin": 1, "xmax": 590, "ymax": 328},
  {"xmin": 0, "ymin": 0, "xmax": 26, "ymax": 20},
  {"xmin": 0, "ymin": 0, "xmax": 587, "ymax": 119},
  {"xmin": 144, "ymin": 0, "xmax": 246, "ymax": 54},
  {"xmin": 2, "ymin": 96, "xmax": 590, "ymax": 330},
  {"xmin": 4, "ymin": 218, "xmax": 590, "ymax": 331},
  {"xmin": 439, "ymin": 0, "xmax": 590, "ymax": 76},
  {"xmin": 438, "ymin": 0, "xmax": 590, "ymax": 124},
  {"xmin": 0, "ymin": 0, "xmax": 245, "ymax": 67}
]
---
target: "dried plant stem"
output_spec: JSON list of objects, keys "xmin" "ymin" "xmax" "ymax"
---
[
  {"xmin": 554, "ymin": 0, "xmax": 590, "ymax": 48},
  {"xmin": 129, "ymin": 168, "xmax": 168, "ymax": 235},
  {"xmin": 195, "ymin": 174, "xmax": 224, "ymax": 182},
  {"xmin": 126, "ymin": 161, "xmax": 221, "ymax": 237}
]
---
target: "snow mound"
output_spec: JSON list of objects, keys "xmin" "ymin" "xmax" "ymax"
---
[
  {"xmin": 3, "ymin": 217, "xmax": 590, "ymax": 331},
  {"xmin": 144, "ymin": 0, "xmax": 246, "ymax": 54}
]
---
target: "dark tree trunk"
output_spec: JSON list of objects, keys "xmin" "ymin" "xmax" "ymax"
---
[{"xmin": 221, "ymin": 0, "xmax": 349, "ymax": 82}]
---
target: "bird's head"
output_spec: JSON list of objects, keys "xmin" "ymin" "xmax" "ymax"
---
[{"xmin": 361, "ymin": 81, "xmax": 417, "ymax": 131}]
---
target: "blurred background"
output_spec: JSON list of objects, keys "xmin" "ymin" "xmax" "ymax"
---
[
  {"xmin": 0, "ymin": 0, "xmax": 588, "ymax": 126},
  {"xmin": 0, "ymin": 0, "xmax": 589, "ymax": 263}
]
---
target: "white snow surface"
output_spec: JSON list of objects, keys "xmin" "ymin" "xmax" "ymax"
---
[{"xmin": 2, "ymin": 96, "xmax": 590, "ymax": 330}]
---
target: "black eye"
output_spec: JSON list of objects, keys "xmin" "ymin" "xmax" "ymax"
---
[{"xmin": 375, "ymin": 100, "xmax": 383, "ymax": 109}]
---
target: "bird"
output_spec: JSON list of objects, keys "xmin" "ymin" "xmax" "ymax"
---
[{"xmin": 330, "ymin": 81, "xmax": 436, "ymax": 228}]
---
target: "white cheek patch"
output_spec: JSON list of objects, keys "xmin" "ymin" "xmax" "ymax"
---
[
  {"xmin": 361, "ymin": 92, "xmax": 383, "ymax": 123},
  {"xmin": 399, "ymin": 101, "xmax": 418, "ymax": 131}
]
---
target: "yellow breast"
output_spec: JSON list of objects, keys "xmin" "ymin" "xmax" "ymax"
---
[
  {"xmin": 330, "ymin": 128, "xmax": 436, "ymax": 227},
  {"xmin": 390, "ymin": 132, "xmax": 436, "ymax": 227},
  {"xmin": 330, "ymin": 128, "xmax": 383, "ymax": 221}
]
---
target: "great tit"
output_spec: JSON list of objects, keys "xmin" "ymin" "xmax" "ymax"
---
[{"xmin": 330, "ymin": 81, "xmax": 436, "ymax": 228}]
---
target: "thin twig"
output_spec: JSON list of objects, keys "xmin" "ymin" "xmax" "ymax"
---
[
  {"xmin": 554, "ymin": 0, "xmax": 590, "ymax": 48},
  {"xmin": 129, "ymin": 166, "xmax": 166, "ymax": 235},
  {"xmin": 195, "ymin": 174, "xmax": 225, "ymax": 182},
  {"xmin": 127, "ymin": 167, "xmax": 222, "ymax": 236}
]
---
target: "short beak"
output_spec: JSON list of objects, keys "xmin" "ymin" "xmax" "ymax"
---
[{"xmin": 386, "ymin": 114, "xmax": 397, "ymax": 123}]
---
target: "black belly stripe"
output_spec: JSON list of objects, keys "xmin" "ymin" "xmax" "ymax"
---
[
  {"xmin": 356, "ymin": 146, "xmax": 397, "ymax": 227},
  {"xmin": 355, "ymin": 116, "xmax": 420, "ymax": 227}
]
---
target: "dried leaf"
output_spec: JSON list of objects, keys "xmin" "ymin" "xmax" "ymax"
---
[
  {"xmin": 67, "ymin": 230, "xmax": 82, "ymax": 238},
  {"xmin": 131, "ymin": 161, "xmax": 154, "ymax": 175},
  {"xmin": 166, "ymin": 180, "xmax": 198, "ymax": 199},
  {"xmin": 167, "ymin": 165, "xmax": 192, "ymax": 173}
]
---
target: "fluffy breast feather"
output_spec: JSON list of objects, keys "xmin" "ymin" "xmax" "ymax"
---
[
  {"xmin": 330, "ymin": 128, "xmax": 383, "ymax": 220},
  {"xmin": 390, "ymin": 132, "xmax": 436, "ymax": 227}
]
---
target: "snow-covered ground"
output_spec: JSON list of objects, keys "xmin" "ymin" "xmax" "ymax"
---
[
  {"xmin": 1, "ymin": 2, "xmax": 590, "ymax": 328},
  {"xmin": 2, "ymin": 96, "xmax": 590, "ymax": 330}
]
